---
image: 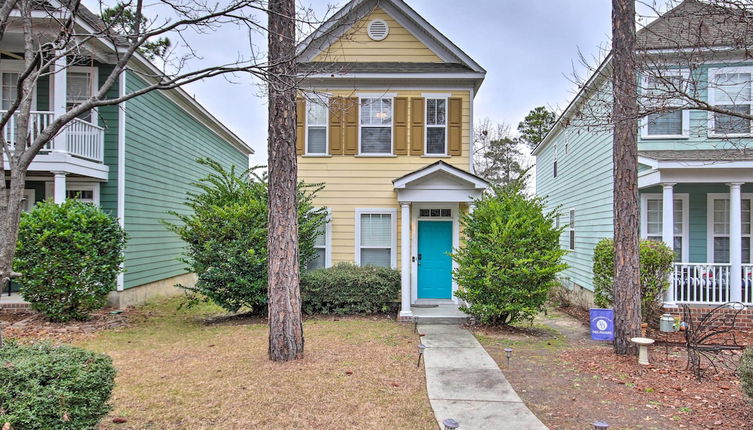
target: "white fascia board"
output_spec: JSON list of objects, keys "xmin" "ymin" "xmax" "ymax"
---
[
  {"xmin": 393, "ymin": 163, "xmax": 488, "ymax": 190},
  {"xmin": 656, "ymin": 160, "xmax": 753, "ymax": 169},
  {"xmin": 638, "ymin": 156, "xmax": 659, "ymax": 169},
  {"xmin": 302, "ymin": 72, "xmax": 485, "ymax": 80}
]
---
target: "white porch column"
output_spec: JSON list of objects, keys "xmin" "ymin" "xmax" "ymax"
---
[
  {"xmin": 662, "ymin": 183, "xmax": 676, "ymax": 305},
  {"xmin": 52, "ymin": 53, "xmax": 67, "ymax": 153},
  {"xmin": 399, "ymin": 202, "xmax": 413, "ymax": 319},
  {"xmin": 729, "ymin": 183, "xmax": 743, "ymax": 303},
  {"xmin": 53, "ymin": 171, "xmax": 66, "ymax": 203}
]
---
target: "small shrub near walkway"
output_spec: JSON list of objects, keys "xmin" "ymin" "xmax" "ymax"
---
[
  {"xmin": 742, "ymin": 347, "xmax": 753, "ymax": 405},
  {"xmin": 301, "ymin": 263, "xmax": 400, "ymax": 314}
]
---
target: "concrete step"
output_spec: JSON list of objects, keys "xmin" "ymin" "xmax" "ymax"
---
[{"xmin": 414, "ymin": 314, "xmax": 470, "ymax": 325}]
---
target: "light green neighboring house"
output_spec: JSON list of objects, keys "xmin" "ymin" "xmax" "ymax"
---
[
  {"xmin": 1, "ymin": 4, "xmax": 253, "ymax": 307},
  {"xmin": 534, "ymin": 0, "xmax": 753, "ymax": 309}
]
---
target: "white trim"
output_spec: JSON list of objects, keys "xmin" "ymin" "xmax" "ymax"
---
[
  {"xmin": 641, "ymin": 192, "xmax": 690, "ymax": 262},
  {"xmin": 707, "ymin": 66, "xmax": 753, "ymax": 138},
  {"xmin": 399, "ymin": 202, "xmax": 412, "ymax": 317},
  {"xmin": 469, "ymin": 86, "xmax": 475, "ymax": 173},
  {"xmin": 424, "ymin": 96, "xmax": 448, "ymax": 156},
  {"xmin": 304, "ymin": 96, "xmax": 329, "ymax": 156},
  {"xmin": 393, "ymin": 162, "xmax": 488, "ymax": 190},
  {"xmin": 325, "ymin": 208, "xmax": 333, "ymax": 268},
  {"xmin": 421, "ymin": 92, "xmax": 452, "ymax": 98},
  {"xmin": 116, "ymin": 70, "xmax": 126, "ymax": 292},
  {"xmin": 410, "ymin": 202, "xmax": 460, "ymax": 303},
  {"xmin": 356, "ymin": 92, "xmax": 397, "ymax": 98},
  {"xmin": 707, "ymin": 192, "xmax": 753, "ymax": 263},
  {"xmin": 354, "ymin": 208, "xmax": 398, "ymax": 269},
  {"xmin": 66, "ymin": 181, "xmax": 100, "ymax": 205},
  {"xmin": 358, "ymin": 96, "xmax": 394, "ymax": 156},
  {"xmin": 639, "ymin": 69, "xmax": 690, "ymax": 139}
]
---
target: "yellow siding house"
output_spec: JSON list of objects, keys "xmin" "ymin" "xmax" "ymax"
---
[{"xmin": 295, "ymin": 0, "xmax": 487, "ymax": 320}]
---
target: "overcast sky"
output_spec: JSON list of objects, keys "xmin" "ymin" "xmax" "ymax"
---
[{"xmin": 118, "ymin": 0, "xmax": 666, "ymax": 166}]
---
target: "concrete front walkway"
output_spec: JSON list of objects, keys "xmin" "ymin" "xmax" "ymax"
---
[{"xmin": 419, "ymin": 324, "xmax": 548, "ymax": 430}]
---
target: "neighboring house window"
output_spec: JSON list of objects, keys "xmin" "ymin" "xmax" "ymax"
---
[
  {"xmin": 641, "ymin": 73, "xmax": 689, "ymax": 138},
  {"xmin": 360, "ymin": 98, "xmax": 392, "ymax": 154},
  {"xmin": 710, "ymin": 196, "xmax": 752, "ymax": 264},
  {"xmin": 306, "ymin": 101, "xmax": 328, "ymax": 155},
  {"xmin": 67, "ymin": 71, "xmax": 93, "ymax": 122},
  {"xmin": 425, "ymin": 98, "xmax": 447, "ymax": 155},
  {"xmin": 641, "ymin": 195, "xmax": 688, "ymax": 262},
  {"xmin": 355, "ymin": 209, "xmax": 396, "ymax": 268},
  {"xmin": 709, "ymin": 68, "xmax": 752, "ymax": 136},
  {"xmin": 568, "ymin": 209, "xmax": 575, "ymax": 250},
  {"xmin": 564, "ymin": 131, "xmax": 569, "ymax": 155},
  {"xmin": 553, "ymin": 141, "xmax": 558, "ymax": 178}
]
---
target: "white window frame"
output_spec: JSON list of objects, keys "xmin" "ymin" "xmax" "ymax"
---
[
  {"xmin": 307, "ymin": 208, "xmax": 332, "ymax": 269},
  {"xmin": 640, "ymin": 193, "xmax": 690, "ymax": 262},
  {"xmin": 707, "ymin": 66, "xmax": 753, "ymax": 138},
  {"xmin": 354, "ymin": 208, "xmax": 397, "ymax": 268},
  {"xmin": 66, "ymin": 181, "xmax": 100, "ymax": 205},
  {"xmin": 0, "ymin": 60, "xmax": 37, "ymax": 111},
  {"xmin": 304, "ymin": 96, "xmax": 329, "ymax": 156},
  {"xmin": 67, "ymin": 66, "xmax": 99, "ymax": 124},
  {"xmin": 640, "ymin": 70, "xmax": 690, "ymax": 139},
  {"xmin": 423, "ymin": 96, "xmax": 448, "ymax": 156},
  {"xmin": 553, "ymin": 140, "xmax": 558, "ymax": 178},
  {"xmin": 358, "ymin": 95, "xmax": 394, "ymax": 156},
  {"xmin": 567, "ymin": 209, "xmax": 575, "ymax": 251},
  {"xmin": 707, "ymin": 193, "xmax": 753, "ymax": 263}
]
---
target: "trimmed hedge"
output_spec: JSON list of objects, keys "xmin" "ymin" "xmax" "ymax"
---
[
  {"xmin": 0, "ymin": 342, "xmax": 115, "ymax": 429},
  {"xmin": 741, "ymin": 347, "xmax": 753, "ymax": 405},
  {"xmin": 15, "ymin": 200, "xmax": 127, "ymax": 322},
  {"xmin": 301, "ymin": 263, "xmax": 400, "ymax": 314}
]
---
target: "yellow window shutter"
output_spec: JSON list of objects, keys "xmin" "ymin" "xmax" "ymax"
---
[
  {"xmin": 296, "ymin": 98, "xmax": 305, "ymax": 155},
  {"xmin": 329, "ymin": 97, "xmax": 344, "ymax": 155},
  {"xmin": 410, "ymin": 97, "xmax": 424, "ymax": 155},
  {"xmin": 344, "ymin": 97, "xmax": 359, "ymax": 155},
  {"xmin": 448, "ymin": 97, "xmax": 462, "ymax": 156},
  {"xmin": 394, "ymin": 97, "xmax": 408, "ymax": 155}
]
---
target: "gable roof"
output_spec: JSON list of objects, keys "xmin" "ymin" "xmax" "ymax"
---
[
  {"xmin": 533, "ymin": 0, "xmax": 752, "ymax": 156},
  {"xmin": 393, "ymin": 160, "xmax": 489, "ymax": 190},
  {"xmin": 296, "ymin": 0, "xmax": 485, "ymax": 75}
]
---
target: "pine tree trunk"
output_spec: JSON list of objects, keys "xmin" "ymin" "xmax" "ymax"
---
[
  {"xmin": 611, "ymin": 0, "xmax": 641, "ymax": 355},
  {"xmin": 267, "ymin": 0, "xmax": 304, "ymax": 361}
]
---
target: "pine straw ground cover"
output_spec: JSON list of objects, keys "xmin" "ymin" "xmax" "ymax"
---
[
  {"xmin": 4, "ymin": 298, "xmax": 436, "ymax": 430},
  {"xmin": 476, "ymin": 310, "xmax": 753, "ymax": 430}
]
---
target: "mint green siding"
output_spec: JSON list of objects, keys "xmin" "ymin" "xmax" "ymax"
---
[
  {"xmin": 536, "ymin": 104, "xmax": 614, "ymax": 292},
  {"xmin": 98, "ymin": 65, "xmax": 120, "ymax": 217},
  {"xmin": 122, "ymin": 71, "xmax": 248, "ymax": 290}
]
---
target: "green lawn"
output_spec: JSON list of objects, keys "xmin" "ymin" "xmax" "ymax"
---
[{"xmin": 76, "ymin": 299, "xmax": 435, "ymax": 429}]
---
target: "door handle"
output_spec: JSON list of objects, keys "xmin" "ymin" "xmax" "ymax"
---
[{"xmin": 417, "ymin": 253, "xmax": 422, "ymax": 265}]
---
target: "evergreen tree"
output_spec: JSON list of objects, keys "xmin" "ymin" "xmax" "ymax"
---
[{"xmin": 517, "ymin": 106, "xmax": 556, "ymax": 151}]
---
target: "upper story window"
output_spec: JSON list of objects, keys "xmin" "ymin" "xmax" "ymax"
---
[
  {"xmin": 306, "ymin": 101, "xmax": 328, "ymax": 155},
  {"xmin": 641, "ymin": 72, "xmax": 689, "ymax": 138},
  {"xmin": 360, "ymin": 97, "xmax": 392, "ymax": 154},
  {"xmin": 709, "ymin": 67, "xmax": 752, "ymax": 136},
  {"xmin": 1, "ymin": 72, "xmax": 19, "ymax": 110},
  {"xmin": 67, "ymin": 71, "xmax": 93, "ymax": 122},
  {"xmin": 425, "ymin": 98, "xmax": 447, "ymax": 155},
  {"xmin": 553, "ymin": 141, "xmax": 558, "ymax": 178}
]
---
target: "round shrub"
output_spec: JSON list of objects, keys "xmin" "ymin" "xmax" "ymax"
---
[
  {"xmin": 453, "ymin": 180, "xmax": 567, "ymax": 325},
  {"xmin": 593, "ymin": 238, "xmax": 674, "ymax": 323},
  {"xmin": 15, "ymin": 200, "xmax": 126, "ymax": 322},
  {"xmin": 301, "ymin": 263, "xmax": 400, "ymax": 314},
  {"xmin": 0, "ymin": 342, "xmax": 115, "ymax": 429},
  {"xmin": 741, "ymin": 347, "xmax": 753, "ymax": 405}
]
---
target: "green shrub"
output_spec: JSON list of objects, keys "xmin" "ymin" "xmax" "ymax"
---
[
  {"xmin": 741, "ymin": 347, "xmax": 753, "ymax": 405},
  {"xmin": 15, "ymin": 200, "xmax": 126, "ymax": 322},
  {"xmin": 165, "ymin": 158, "xmax": 326, "ymax": 313},
  {"xmin": 300, "ymin": 263, "xmax": 400, "ymax": 314},
  {"xmin": 452, "ymin": 179, "xmax": 567, "ymax": 325},
  {"xmin": 0, "ymin": 342, "xmax": 115, "ymax": 429},
  {"xmin": 593, "ymin": 238, "xmax": 674, "ymax": 323}
]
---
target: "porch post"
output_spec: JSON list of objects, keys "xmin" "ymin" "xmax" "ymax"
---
[
  {"xmin": 52, "ymin": 53, "xmax": 67, "ymax": 153},
  {"xmin": 399, "ymin": 202, "xmax": 413, "ymax": 319},
  {"xmin": 52, "ymin": 171, "xmax": 66, "ymax": 203},
  {"xmin": 729, "ymin": 183, "xmax": 743, "ymax": 303},
  {"xmin": 662, "ymin": 183, "xmax": 676, "ymax": 305}
]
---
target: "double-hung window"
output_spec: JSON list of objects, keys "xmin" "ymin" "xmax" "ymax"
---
[
  {"xmin": 709, "ymin": 67, "xmax": 753, "ymax": 136},
  {"xmin": 553, "ymin": 141, "xmax": 558, "ymax": 178},
  {"xmin": 306, "ymin": 101, "xmax": 328, "ymax": 155},
  {"xmin": 641, "ymin": 72, "xmax": 689, "ymax": 138},
  {"xmin": 709, "ymin": 195, "xmax": 753, "ymax": 264},
  {"xmin": 425, "ymin": 98, "xmax": 447, "ymax": 155},
  {"xmin": 568, "ymin": 209, "xmax": 575, "ymax": 250},
  {"xmin": 0, "ymin": 72, "xmax": 19, "ymax": 110},
  {"xmin": 67, "ymin": 70, "xmax": 94, "ymax": 123},
  {"xmin": 356, "ymin": 209, "xmax": 396, "ymax": 268},
  {"xmin": 360, "ymin": 97, "xmax": 392, "ymax": 154},
  {"xmin": 641, "ymin": 194, "xmax": 688, "ymax": 262}
]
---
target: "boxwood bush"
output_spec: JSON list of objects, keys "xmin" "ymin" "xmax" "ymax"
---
[
  {"xmin": 15, "ymin": 199, "xmax": 127, "ymax": 322},
  {"xmin": 300, "ymin": 263, "xmax": 400, "ymax": 314},
  {"xmin": 0, "ymin": 342, "xmax": 115, "ymax": 429},
  {"xmin": 741, "ymin": 347, "xmax": 753, "ymax": 405},
  {"xmin": 593, "ymin": 238, "xmax": 674, "ymax": 323}
]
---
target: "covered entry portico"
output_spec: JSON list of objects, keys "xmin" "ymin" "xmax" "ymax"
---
[{"xmin": 392, "ymin": 161, "xmax": 488, "ymax": 320}]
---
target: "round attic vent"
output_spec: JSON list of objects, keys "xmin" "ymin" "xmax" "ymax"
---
[{"xmin": 367, "ymin": 19, "xmax": 389, "ymax": 41}]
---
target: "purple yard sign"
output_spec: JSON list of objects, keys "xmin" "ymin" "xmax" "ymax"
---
[{"xmin": 589, "ymin": 308, "xmax": 614, "ymax": 341}]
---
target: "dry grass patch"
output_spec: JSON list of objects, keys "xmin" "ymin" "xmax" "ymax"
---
[{"xmin": 76, "ymin": 299, "xmax": 435, "ymax": 430}]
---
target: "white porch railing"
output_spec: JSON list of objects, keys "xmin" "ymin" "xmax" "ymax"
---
[
  {"xmin": 672, "ymin": 263, "xmax": 731, "ymax": 305},
  {"xmin": 1, "ymin": 110, "xmax": 104, "ymax": 162},
  {"xmin": 66, "ymin": 118, "xmax": 104, "ymax": 162}
]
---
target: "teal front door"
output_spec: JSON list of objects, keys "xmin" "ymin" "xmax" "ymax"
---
[{"xmin": 417, "ymin": 221, "xmax": 453, "ymax": 299}]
